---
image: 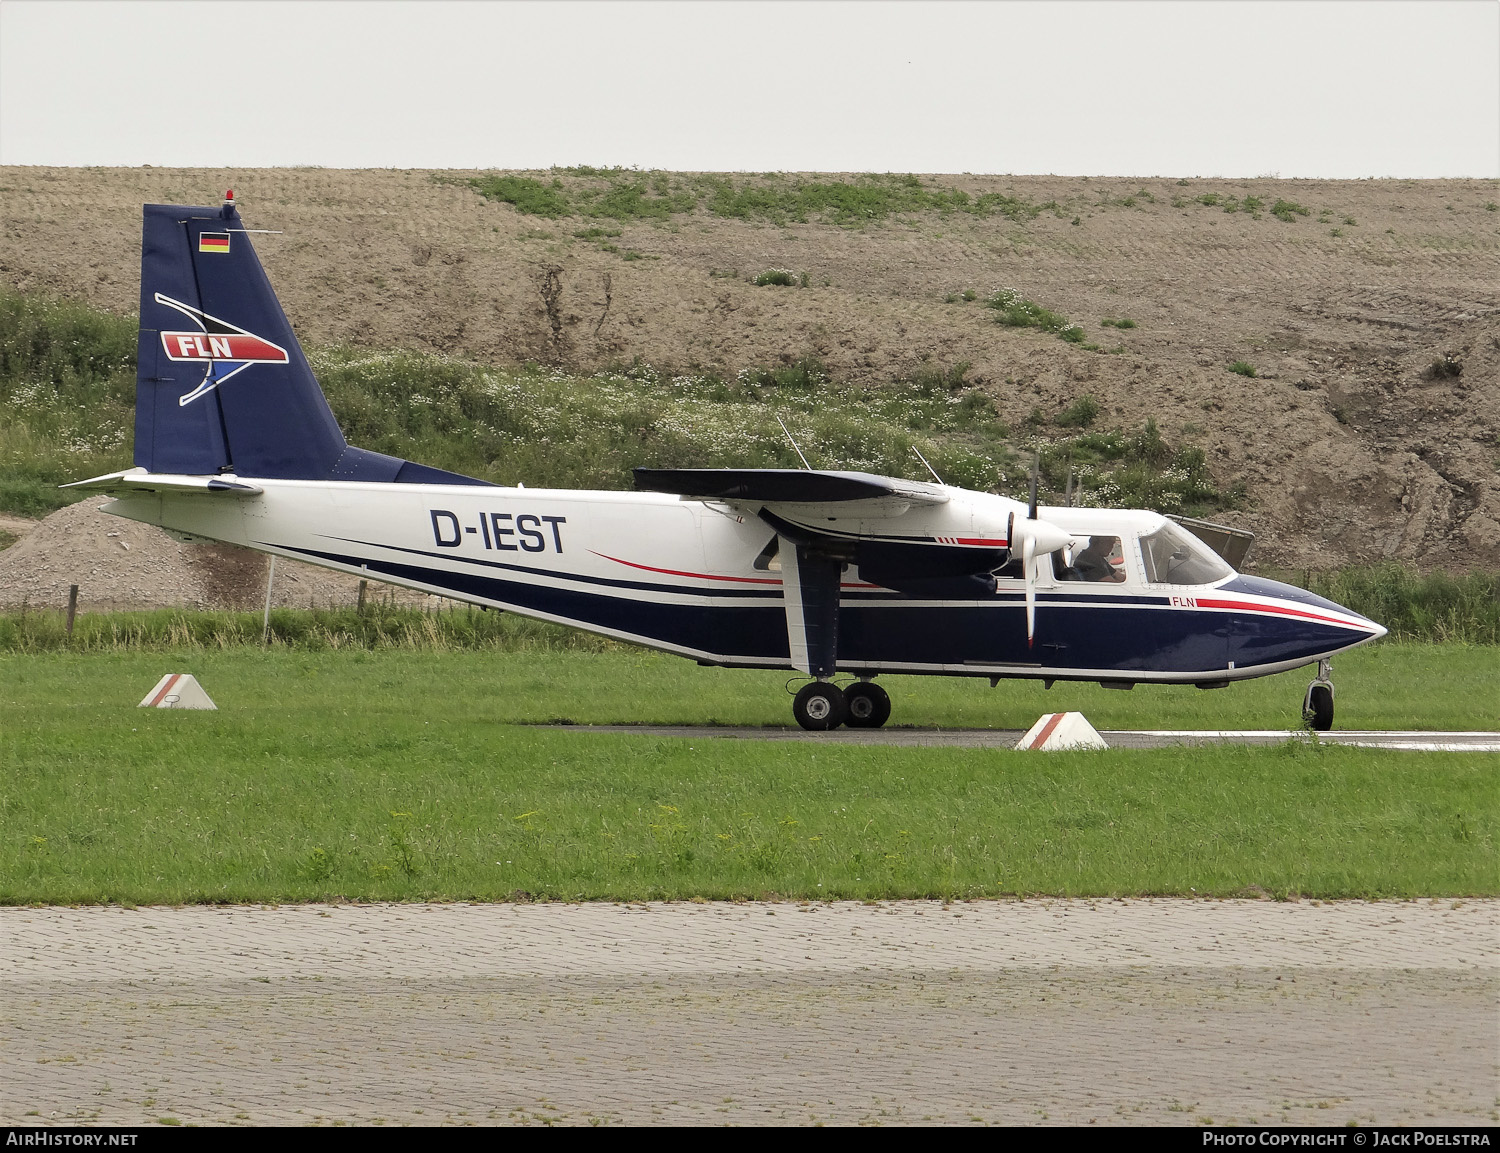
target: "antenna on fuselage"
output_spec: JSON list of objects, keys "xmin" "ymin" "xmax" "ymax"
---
[
  {"xmin": 776, "ymin": 415, "xmax": 812, "ymax": 470},
  {"xmin": 911, "ymin": 445, "xmax": 943, "ymax": 485}
]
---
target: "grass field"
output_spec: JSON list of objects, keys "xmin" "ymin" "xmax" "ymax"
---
[{"xmin": 2, "ymin": 644, "xmax": 1495, "ymax": 904}]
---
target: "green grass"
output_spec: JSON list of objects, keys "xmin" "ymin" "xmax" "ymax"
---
[
  {"xmin": 0, "ymin": 294, "xmax": 136, "ymax": 516},
  {"xmin": 752, "ymin": 268, "xmax": 799, "ymax": 287},
  {"xmin": 462, "ymin": 169, "xmax": 1059, "ymax": 227},
  {"xmin": 1271, "ymin": 199, "xmax": 1310, "ymax": 222},
  {"xmin": 1053, "ymin": 394, "xmax": 1101, "ymax": 429},
  {"xmin": 1229, "ymin": 361, "xmax": 1257, "ymax": 377},
  {"xmin": 0, "ymin": 606, "xmax": 626, "ymax": 654},
  {"xmin": 987, "ymin": 288, "xmax": 1086, "ymax": 345},
  {"xmin": 467, "ymin": 175, "xmax": 573, "ymax": 219},
  {"xmin": 1032, "ymin": 418, "xmax": 1230, "ymax": 515},
  {"xmin": 1, "ymin": 645, "xmax": 1494, "ymax": 904},
  {"xmin": 1268, "ymin": 565, "xmax": 1500, "ymax": 645}
]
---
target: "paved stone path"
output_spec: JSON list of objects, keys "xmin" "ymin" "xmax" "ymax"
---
[{"xmin": 3, "ymin": 901, "xmax": 1496, "ymax": 1126}]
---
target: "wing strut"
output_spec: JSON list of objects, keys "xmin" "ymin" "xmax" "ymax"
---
[{"xmin": 780, "ymin": 537, "xmax": 840, "ymax": 677}]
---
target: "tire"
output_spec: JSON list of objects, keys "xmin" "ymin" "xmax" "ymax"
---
[
  {"xmin": 844, "ymin": 681, "xmax": 891, "ymax": 728},
  {"xmin": 793, "ymin": 682, "xmax": 848, "ymax": 731},
  {"xmin": 1303, "ymin": 683, "xmax": 1334, "ymax": 732}
]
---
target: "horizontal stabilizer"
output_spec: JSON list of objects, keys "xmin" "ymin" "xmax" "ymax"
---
[
  {"xmin": 634, "ymin": 468, "xmax": 949, "ymax": 505},
  {"xmin": 63, "ymin": 468, "xmax": 263, "ymax": 495}
]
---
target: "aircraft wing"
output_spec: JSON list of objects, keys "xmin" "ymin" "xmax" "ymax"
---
[
  {"xmin": 62, "ymin": 468, "xmax": 264, "ymax": 495},
  {"xmin": 633, "ymin": 468, "xmax": 949, "ymax": 507},
  {"xmin": 638, "ymin": 469, "xmax": 1006, "ymax": 673}
]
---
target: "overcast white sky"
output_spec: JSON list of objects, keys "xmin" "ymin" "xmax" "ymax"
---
[{"xmin": 2, "ymin": 0, "xmax": 1496, "ymax": 177}]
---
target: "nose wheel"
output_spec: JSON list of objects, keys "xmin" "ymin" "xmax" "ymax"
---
[{"xmin": 1302, "ymin": 659, "xmax": 1335, "ymax": 732}]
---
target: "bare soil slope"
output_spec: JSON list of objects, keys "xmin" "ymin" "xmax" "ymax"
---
[
  {"xmin": 0, "ymin": 498, "xmax": 433, "ymax": 612},
  {"xmin": 4, "ymin": 167, "xmax": 1498, "ymax": 574}
]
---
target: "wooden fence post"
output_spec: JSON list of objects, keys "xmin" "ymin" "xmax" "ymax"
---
[{"xmin": 65, "ymin": 584, "xmax": 78, "ymax": 637}]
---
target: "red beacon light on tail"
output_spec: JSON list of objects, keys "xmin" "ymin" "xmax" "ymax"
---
[{"xmin": 220, "ymin": 189, "xmax": 236, "ymax": 218}]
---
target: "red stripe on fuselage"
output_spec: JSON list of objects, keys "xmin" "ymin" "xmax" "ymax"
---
[
  {"xmin": 1195, "ymin": 597, "xmax": 1363, "ymax": 629},
  {"xmin": 591, "ymin": 551, "xmax": 879, "ymax": 589},
  {"xmin": 592, "ymin": 552, "xmax": 780, "ymax": 585}
]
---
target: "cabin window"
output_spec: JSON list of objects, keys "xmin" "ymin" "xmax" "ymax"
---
[
  {"xmin": 1054, "ymin": 535, "xmax": 1127, "ymax": 583},
  {"xmin": 1137, "ymin": 522, "xmax": 1231, "ymax": 586}
]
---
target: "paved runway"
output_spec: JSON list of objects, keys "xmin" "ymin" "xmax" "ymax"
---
[
  {"xmin": 4, "ymin": 901, "xmax": 1496, "ymax": 1127},
  {"xmin": 546, "ymin": 725, "xmax": 1500, "ymax": 751}
]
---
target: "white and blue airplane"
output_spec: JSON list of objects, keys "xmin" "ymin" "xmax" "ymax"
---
[{"xmin": 71, "ymin": 195, "xmax": 1386, "ymax": 730}]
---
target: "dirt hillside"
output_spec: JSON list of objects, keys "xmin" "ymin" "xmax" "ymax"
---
[
  {"xmin": 3, "ymin": 166, "xmax": 1498, "ymax": 576},
  {"xmin": 0, "ymin": 498, "xmax": 435, "ymax": 613}
]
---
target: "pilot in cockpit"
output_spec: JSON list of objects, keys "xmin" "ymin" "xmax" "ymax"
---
[{"xmin": 1058, "ymin": 535, "xmax": 1126, "ymax": 583}]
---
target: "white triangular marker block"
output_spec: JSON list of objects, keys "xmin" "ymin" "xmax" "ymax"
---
[
  {"xmin": 1015, "ymin": 711, "xmax": 1107, "ymax": 751},
  {"xmin": 139, "ymin": 673, "xmax": 217, "ymax": 710}
]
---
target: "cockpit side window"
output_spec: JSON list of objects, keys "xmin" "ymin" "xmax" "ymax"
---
[
  {"xmin": 1053, "ymin": 536, "xmax": 1127, "ymax": 583},
  {"xmin": 1137, "ymin": 522, "xmax": 1232, "ymax": 586}
]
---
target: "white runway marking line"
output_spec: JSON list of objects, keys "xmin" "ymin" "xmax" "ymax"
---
[{"xmin": 547, "ymin": 725, "xmax": 1500, "ymax": 751}]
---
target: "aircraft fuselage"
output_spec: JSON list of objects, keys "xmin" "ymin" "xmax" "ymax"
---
[{"xmin": 104, "ymin": 479, "xmax": 1384, "ymax": 686}]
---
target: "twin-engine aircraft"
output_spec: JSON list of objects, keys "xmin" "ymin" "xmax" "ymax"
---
[{"xmin": 72, "ymin": 195, "xmax": 1386, "ymax": 730}]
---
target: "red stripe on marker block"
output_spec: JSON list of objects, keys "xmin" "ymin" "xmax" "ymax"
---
[
  {"xmin": 147, "ymin": 673, "xmax": 182, "ymax": 708},
  {"xmin": 1027, "ymin": 712, "xmax": 1066, "ymax": 749}
]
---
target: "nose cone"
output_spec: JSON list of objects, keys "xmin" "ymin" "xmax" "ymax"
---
[
  {"xmin": 1217, "ymin": 575, "xmax": 1386, "ymax": 666},
  {"xmin": 1014, "ymin": 516, "xmax": 1073, "ymax": 557}
]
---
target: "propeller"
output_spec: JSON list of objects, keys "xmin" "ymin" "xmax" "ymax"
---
[
  {"xmin": 1022, "ymin": 533, "xmax": 1037, "ymax": 646},
  {"xmin": 1010, "ymin": 451, "xmax": 1070, "ymax": 648}
]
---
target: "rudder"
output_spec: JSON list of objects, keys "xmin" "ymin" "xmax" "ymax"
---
[{"xmin": 134, "ymin": 193, "xmax": 486, "ymax": 486}]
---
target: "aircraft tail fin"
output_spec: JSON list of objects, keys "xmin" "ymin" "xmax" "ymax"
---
[{"xmin": 134, "ymin": 194, "xmax": 486, "ymax": 486}]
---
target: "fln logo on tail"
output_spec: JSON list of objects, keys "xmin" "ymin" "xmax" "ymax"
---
[{"xmin": 155, "ymin": 292, "xmax": 290, "ymax": 406}]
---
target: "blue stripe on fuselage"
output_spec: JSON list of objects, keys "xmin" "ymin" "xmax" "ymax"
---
[{"xmin": 274, "ymin": 543, "xmax": 1365, "ymax": 676}]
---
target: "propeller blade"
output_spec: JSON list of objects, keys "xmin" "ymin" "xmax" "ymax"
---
[
  {"xmin": 1023, "ymin": 535, "xmax": 1037, "ymax": 647},
  {"xmin": 1028, "ymin": 454, "xmax": 1039, "ymax": 520}
]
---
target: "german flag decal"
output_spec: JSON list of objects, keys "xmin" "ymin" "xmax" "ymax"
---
[{"xmin": 198, "ymin": 232, "xmax": 231, "ymax": 254}]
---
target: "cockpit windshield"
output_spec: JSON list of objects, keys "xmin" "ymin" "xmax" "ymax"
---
[{"xmin": 1137, "ymin": 521, "xmax": 1232, "ymax": 586}]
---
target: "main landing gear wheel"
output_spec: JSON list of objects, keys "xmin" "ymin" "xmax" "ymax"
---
[
  {"xmin": 844, "ymin": 681, "xmax": 892, "ymax": 728},
  {"xmin": 793, "ymin": 682, "xmax": 848, "ymax": 731},
  {"xmin": 1302, "ymin": 659, "xmax": 1335, "ymax": 732}
]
